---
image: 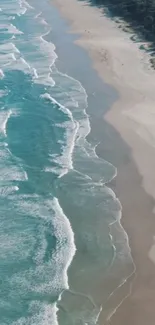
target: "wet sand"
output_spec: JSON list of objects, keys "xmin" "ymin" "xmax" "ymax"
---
[{"xmin": 52, "ymin": 0, "xmax": 155, "ymax": 324}]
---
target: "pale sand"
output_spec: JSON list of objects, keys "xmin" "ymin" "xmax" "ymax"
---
[{"xmin": 52, "ymin": 0, "xmax": 155, "ymax": 324}]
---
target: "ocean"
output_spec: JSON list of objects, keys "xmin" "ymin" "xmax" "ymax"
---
[{"xmin": 0, "ymin": 0, "xmax": 134, "ymax": 324}]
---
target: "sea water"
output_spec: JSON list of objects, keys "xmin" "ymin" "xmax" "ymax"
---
[{"xmin": 0, "ymin": 1, "xmax": 134, "ymax": 324}]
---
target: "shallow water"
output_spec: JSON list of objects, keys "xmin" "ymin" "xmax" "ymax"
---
[{"xmin": 0, "ymin": 1, "xmax": 134, "ymax": 324}]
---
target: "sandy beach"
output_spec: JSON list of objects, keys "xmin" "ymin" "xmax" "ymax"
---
[{"xmin": 52, "ymin": 0, "xmax": 155, "ymax": 324}]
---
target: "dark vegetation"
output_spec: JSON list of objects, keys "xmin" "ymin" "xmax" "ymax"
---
[
  {"xmin": 80, "ymin": 0, "xmax": 155, "ymax": 65},
  {"xmin": 84, "ymin": 0, "xmax": 155, "ymax": 40}
]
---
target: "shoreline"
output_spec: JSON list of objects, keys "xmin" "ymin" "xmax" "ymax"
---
[{"xmin": 52, "ymin": 0, "xmax": 155, "ymax": 324}]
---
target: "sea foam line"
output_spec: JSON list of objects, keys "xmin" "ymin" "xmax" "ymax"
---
[
  {"xmin": 0, "ymin": 109, "xmax": 12, "ymax": 137},
  {"xmin": 22, "ymin": 0, "xmax": 34, "ymax": 10},
  {"xmin": 18, "ymin": 0, "xmax": 34, "ymax": 16},
  {"xmin": 51, "ymin": 61, "xmax": 135, "ymax": 325},
  {"xmin": 40, "ymin": 93, "xmax": 79, "ymax": 175},
  {"xmin": 0, "ymin": 69, "xmax": 4, "ymax": 78},
  {"xmin": 39, "ymin": 18, "xmax": 134, "ymax": 322},
  {"xmin": 44, "ymin": 67, "xmax": 123, "ymax": 325},
  {"xmin": 35, "ymin": 11, "xmax": 42, "ymax": 19},
  {"xmin": 25, "ymin": 30, "xmax": 57, "ymax": 85},
  {"xmin": 52, "ymin": 197, "xmax": 76, "ymax": 289},
  {"xmin": 40, "ymin": 93, "xmax": 74, "ymax": 121}
]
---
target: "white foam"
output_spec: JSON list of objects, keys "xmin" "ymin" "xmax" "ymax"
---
[
  {"xmin": 22, "ymin": 0, "xmax": 34, "ymax": 10},
  {"xmin": 34, "ymin": 73, "xmax": 55, "ymax": 86},
  {"xmin": 41, "ymin": 93, "xmax": 79, "ymax": 175},
  {"xmin": 24, "ymin": 170, "xmax": 28, "ymax": 180},
  {"xmin": 8, "ymin": 195, "xmax": 76, "ymax": 301},
  {"xmin": 51, "ymin": 121, "xmax": 79, "ymax": 176},
  {"xmin": 12, "ymin": 302, "xmax": 59, "ymax": 325},
  {"xmin": 37, "ymin": 196, "xmax": 76, "ymax": 290},
  {"xmin": 0, "ymin": 139, "xmax": 28, "ymax": 182},
  {"xmin": 0, "ymin": 109, "xmax": 12, "ymax": 136},
  {"xmin": 0, "ymin": 148, "xmax": 28, "ymax": 181},
  {"xmin": 35, "ymin": 12, "xmax": 42, "ymax": 19},
  {"xmin": 17, "ymin": 6, "xmax": 27, "ymax": 16},
  {"xmin": 53, "ymin": 69, "xmax": 91, "ymax": 151},
  {"xmin": 20, "ymin": 57, "xmax": 31, "ymax": 69},
  {"xmin": 0, "ymin": 15, "xmax": 57, "ymax": 85},
  {"xmin": 8, "ymin": 15, "xmax": 16, "ymax": 20},
  {"xmin": 53, "ymin": 68, "xmax": 117, "ymax": 184},
  {"xmin": 40, "ymin": 93, "xmax": 73, "ymax": 120},
  {"xmin": 6, "ymin": 57, "xmax": 31, "ymax": 74},
  {"xmin": 10, "ymin": 23, "xmax": 23, "ymax": 34},
  {"xmin": 40, "ymin": 19, "xmax": 48, "ymax": 26},
  {"xmin": 0, "ymin": 23, "xmax": 23, "ymax": 35},
  {"xmin": 0, "ymin": 185, "xmax": 19, "ymax": 196},
  {"xmin": 0, "ymin": 0, "xmax": 25, "ymax": 15},
  {"xmin": 0, "ymin": 69, "xmax": 4, "ymax": 78},
  {"xmin": 0, "ymin": 42, "xmax": 20, "ymax": 54},
  {"xmin": 0, "ymin": 90, "xmax": 8, "ymax": 97},
  {"xmin": 24, "ymin": 31, "xmax": 57, "ymax": 85},
  {"xmin": 0, "ymin": 53, "xmax": 16, "ymax": 67},
  {"xmin": 11, "ymin": 53, "xmax": 16, "ymax": 61},
  {"xmin": 32, "ymin": 68, "xmax": 38, "ymax": 79},
  {"xmin": 47, "ymin": 197, "xmax": 76, "ymax": 291}
]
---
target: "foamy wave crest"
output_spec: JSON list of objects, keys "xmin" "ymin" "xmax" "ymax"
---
[
  {"xmin": 0, "ymin": 146, "xmax": 27, "ymax": 182},
  {"xmin": 32, "ymin": 67, "xmax": 38, "ymax": 78},
  {"xmin": 0, "ymin": 4, "xmax": 57, "ymax": 85},
  {"xmin": 45, "ymin": 197, "xmax": 76, "ymax": 289},
  {"xmin": 0, "ymin": 23, "xmax": 23, "ymax": 35},
  {"xmin": 51, "ymin": 68, "xmax": 117, "ymax": 183},
  {"xmin": 0, "ymin": 0, "xmax": 30, "ymax": 16},
  {"xmin": 35, "ymin": 11, "xmax": 42, "ymax": 19},
  {"xmin": 34, "ymin": 10, "xmax": 49, "ymax": 26},
  {"xmin": 31, "ymin": 32, "xmax": 57, "ymax": 86},
  {"xmin": 40, "ymin": 93, "xmax": 74, "ymax": 120},
  {"xmin": 9, "ymin": 195, "xmax": 76, "ymax": 283},
  {"xmin": 18, "ymin": 4, "xmax": 27, "ymax": 16},
  {"xmin": 0, "ymin": 43, "xmax": 21, "ymax": 76},
  {"xmin": 0, "ymin": 42, "xmax": 20, "ymax": 53},
  {"xmin": 0, "ymin": 69, "xmax": 4, "ymax": 78},
  {"xmin": 47, "ymin": 119, "xmax": 79, "ymax": 177},
  {"xmin": 55, "ymin": 69, "xmax": 90, "ymax": 140},
  {"xmin": 5, "ymin": 56, "xmax": 31, "ymax": 74},
  {"xmin": 12, "ymin": 302, "xmax": 59, "ymax": 325},
  {"xmin": 18, "ymin": 0, "xmax": 34, "ymax": 16},
  {"xmin": 0, "ymin": 53, "xmax": 16, "ymax": 67},
  {"xmin": 0, "ymin": 109, "xmax": 12, "ymax": 137},
  {"xmin": 0, "ymin": 40, "xmax": 32, "ymax": 74},
  {"xmin": 3, "ymin": 194, "xmax": 76, "ymax": 325},
  {"xmin": 40, "ymin": 18, "xmax": 48, "ymax": 26},
  {"xmin": 22, "ymin": 0, "xmax": 34, "ymax": 10},
  {"xmin": 41, "ymin": 93, "xmax": 79, "ymax": 176},
  {"xmin": 0, "ymin": 90, "xmax": 8, "ymax": 97},
  {"xmin": 0, "ymin": 184, "xmax": 19, "ymax": 197}
]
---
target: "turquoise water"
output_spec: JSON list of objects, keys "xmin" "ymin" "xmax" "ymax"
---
[{"xmin": 0, "ymin": 1, "xmax": 134, "ymax": 324}]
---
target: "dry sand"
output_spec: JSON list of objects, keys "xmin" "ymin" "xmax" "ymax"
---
[{"xmin": 52, "ymin": 0, "xmax": 155, "ymax": 324}]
